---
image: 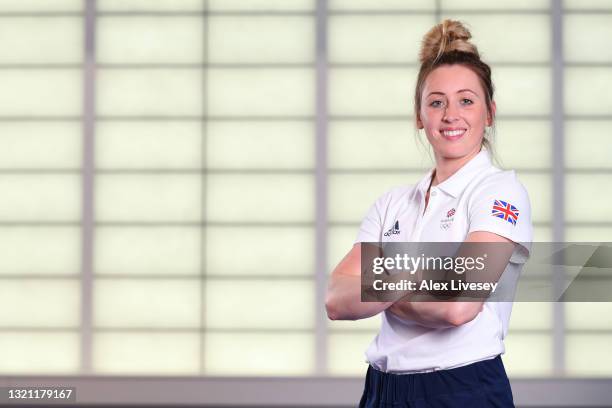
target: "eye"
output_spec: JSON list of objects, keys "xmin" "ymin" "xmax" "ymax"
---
[
  {"xmin": 429, "ymin": 100, "xmax": 444, "ymax": 108},
  {"xmin": 460, "ymin": 98, "xmax": 474, "ymax": 105}
]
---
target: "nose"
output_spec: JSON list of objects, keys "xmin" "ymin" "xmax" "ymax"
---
[{"xmin": 442, "ymin": 103, "xmax": 459, "ymax": 122}]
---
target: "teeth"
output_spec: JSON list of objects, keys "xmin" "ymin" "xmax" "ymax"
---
[{"xmin": 442, "ymin": 129, "xmax": 465, "ymax": 137}]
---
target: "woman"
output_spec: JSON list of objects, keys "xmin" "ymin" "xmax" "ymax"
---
[{"xmin": 325, "ymin": 20, "xmax": 533, "ymax": 407}]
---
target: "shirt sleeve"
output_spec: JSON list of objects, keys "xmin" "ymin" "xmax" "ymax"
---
[
  {"xmin": 354, "ymin": 189, "xmax": 395, "ymax": 243},
  {"xmin": 467, "ymin": 171, "xmax": 533, "ymax": 264}
]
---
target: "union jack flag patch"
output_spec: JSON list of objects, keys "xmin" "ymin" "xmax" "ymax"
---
[{"xmin": 491, "ymin": 199, "xmax": 519, "ymax": 226}]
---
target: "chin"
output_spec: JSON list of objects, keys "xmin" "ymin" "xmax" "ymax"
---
[{"xmin": 434, "ymin": 144, "xmax": 476, "ymax": 160}]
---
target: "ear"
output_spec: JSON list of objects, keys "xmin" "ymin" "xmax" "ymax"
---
[
  {"xmin": 487, "ymin": 100, "xmax": 497, "ymax": 126},
  {"xmin": 416, "ymin": 113, "xmax": 424, "ymax": 129}
]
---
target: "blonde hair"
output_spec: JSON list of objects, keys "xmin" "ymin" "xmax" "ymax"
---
[
  {"xmin": 415, "ymin": 19, "xmax": 496, "ymax": 157},
  {"xmin": 419, "ymin": 19, "xmax": 479, "ymax": 64}
]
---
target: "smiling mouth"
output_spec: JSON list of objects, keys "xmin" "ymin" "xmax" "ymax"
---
[{"xmin": 440, "ymin": 129, "xmax": 466, "ymax": 141}]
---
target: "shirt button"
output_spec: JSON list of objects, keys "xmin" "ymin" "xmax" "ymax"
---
[{"xmin": 431, "ymin": 190, "xmax": 437, "ymax": 197}]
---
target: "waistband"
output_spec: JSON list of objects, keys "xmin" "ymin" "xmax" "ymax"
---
[{"xmin": 363, "ymin": 354, "xmax": 511, "ymax": 401}]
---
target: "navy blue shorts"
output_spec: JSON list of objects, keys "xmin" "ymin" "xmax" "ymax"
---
[{"xmin": 359, "ymin": 355, "xmax": 515, "ymax": 407}]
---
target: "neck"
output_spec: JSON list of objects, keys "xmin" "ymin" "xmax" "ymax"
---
[{"xmin": 431, "ymin": 147, "xmax": 482, "ymax": 186}]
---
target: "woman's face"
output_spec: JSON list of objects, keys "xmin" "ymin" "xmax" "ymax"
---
[{"xmin": 417, "ymin": 64, "xmax": 495, "ymax": 162}]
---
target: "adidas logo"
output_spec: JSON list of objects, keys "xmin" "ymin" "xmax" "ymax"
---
[{"xmin": 383, "ymin": 220, "xmax": 401, "ymax": 237}]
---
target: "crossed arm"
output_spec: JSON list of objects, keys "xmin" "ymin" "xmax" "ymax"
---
[{"xmin": 324, "ymin": 231, "xmax": 515, "ymax": 328}]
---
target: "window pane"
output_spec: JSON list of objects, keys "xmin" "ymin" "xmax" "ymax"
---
[
  {"xmin": 0, "ymin": 332, "xmax": 79, "ymax": 374},
  {"xmin": 566, "ymin": 174, "xmax": 612, "ymax": 222},
  {"xmin": 0, "ymin": 0, "xmax": 81, "ymax": 11},
  {"xmin": 206, "ymin": 174, "xmax": 314, "ymax": 222},
  {"xmin": 208, "ymin": 0, "xmax": 314, "ymax": 11},
  {"xmin": 329, "ymin": 121, "xmax": 430, "ymax": 170},
  {"xmin": 441, "ymin": 0, "xmax": 549, "ymax": 9},
  {"xmin": 0, "ymin": 17, "xmax": 82, "ymax": 64},
  {"xmin": 208, "ymin": 69, "xmax": 314, "ymax": 116},
  {"xmin": 566, "ymin": 303, "xmax": 612, "ymax": 330},
  {"xmin": 565, "ymin": 15, "xmax": 612, "ymax": 62},
  {"xmin": 98, "ymin": 17, "xmax": 203, "ymax": 64},
  {"xmin": 95, "ymin": 174, "xmax": 201, "ymax": 222},
  {"xmin": 564, "ymin": 0, "xmax": 612, "ymax": 10},
  {"xmin": 328, "ymin": 333, "xmax": 374, "ymax": 376},
  {"xmin": 520, "ymin": 173, "xmax": 551, "ymax": 223},
  {"xmin": 495, "ymin": 120, "xmax": 551, "ymax": 169},
  {"xmin": 205, "ymin": 280, "xmax": 314, "ymax": 329},
  {"xmin": 0, "ymin": 280, "xmax": 79, "ymax": 327},
  {"xmin": 93, "ymin": 332, "xmax": 200, "ymax": 375},
  {"xmin": 0, "ymin": 175, "xmax": 80, "ymax": 221},
  {"xmin": 94, "ymin": 279, "xmax": 201, "ymax": 328},
  {"xmin": 503, "ymin": 334, "xmax": 552, "ymax": 377},
  {"xmin": 209, "ymin": 16, "xmax": 313, "ymax": 63},
  {"xmin": 95, "ymin": 227, "xmax": 200, "ymax": 276},
  {"xmin": 0, "ymin": 70, "xmax": 81, "ymax": 116},
  {"xmin": 566, "ymin": 334, "xmax": 612, "ymax": 377},
  {"xmin": 207, "ymin": 121, "xmax": 314, "ymax": 170},
  {"xmin": 98, "ymin": 0, "xmax": 203, "ymax": 11},
  {"xmin": 206, "ymin": 226, "xmax": 314, "ymax": 276},
  {"xmin": 329, "ymin": 16, "xmax": 433, "ymax": 63},
  {"xmin": 509, "ymin": 302, "xmax": 552, "ymax": 330},
  {"xmin": 96, "ymin": 121, "xmax": 201, "ymax": 169},
  {"xmin": 565, "ymin": 121, "xmax": 612, "ymax": 169},
  {"xmin": 0, "ymin": 122, "xmax": 80, "ymax": 169},
  {"xmin": 534, "ymin": 225, "xmax": 552, "ymax": 242},
  {"xmin": 329, "ymin": 173, "xmax": 424, "ymax": 223},
  {"xmin": 565, "ymin": 68, "xmax": 612, "ymax": 116},
  {"xmin": 494, "ymin": 67, "xmax": 551, "ymax": 116},
  {"xmin": 97, "ymin": 69, "xmax": 202, "ymax": 116},
  {"xmin": 566, "ymin": 227, "xmax": 612, "ymax": 242},
  {"xmin": 440, "ymin": 14, "xmax": 550, "ymax": 63},
  {"xmin": 329, "ymin": 68, "xmax": 417, "ymax": 116},
  {"xmin": 329, "ymin": 0, "xmax": 434, "ymax": 10},
  {"xmin": 0, "ymin": 227, "xmax": 79, "ymax": 276},
  {"xmin": 204, "ymin": 333, "xmax": 314, "ymax": 376}
]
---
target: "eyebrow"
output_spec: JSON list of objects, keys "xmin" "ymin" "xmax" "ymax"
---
[
  {"xmin": 457, "ymin": 89, "xmax": 478, "ymax": 96},
  {"xmin": 427, "ymin": 89, "xmax": 479, "ymax": 97}
]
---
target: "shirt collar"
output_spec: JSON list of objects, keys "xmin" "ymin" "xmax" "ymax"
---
[{"xmin": 416, "ymin": 149, "xmax": 493, "ymax": 199}]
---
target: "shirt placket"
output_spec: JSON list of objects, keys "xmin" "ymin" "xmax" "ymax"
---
[{"xmin": 412, "ymin": 186, "xmax": 440, "ymax": 241}]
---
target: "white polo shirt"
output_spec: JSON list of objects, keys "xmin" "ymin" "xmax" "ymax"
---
[{"xmin": 355, "ymin": 149, "xmax": 533, "ymax": 373}]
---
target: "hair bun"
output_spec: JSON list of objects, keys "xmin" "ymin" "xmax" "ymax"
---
[{"xmin": 419, "ymin": 19, "xmax": 479, "ymax": 64}]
